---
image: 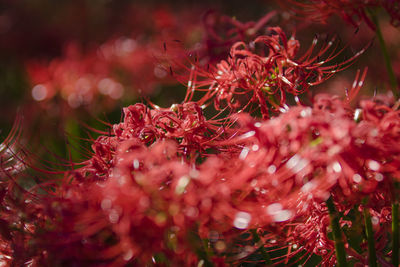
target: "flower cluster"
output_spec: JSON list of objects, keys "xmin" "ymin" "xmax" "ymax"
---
[
  {"xmin": 2, "ymin": 2, "xmax": 400, "ymax": 267},
  {"xmin": 26, "ymin": 7, "xmax": 203, "ymax": 110},
  {"xmin": 184, "ymin": 27, "xmax": 366, "ymax": 118}
]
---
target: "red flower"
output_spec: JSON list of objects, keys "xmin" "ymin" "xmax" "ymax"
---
[
  {"xmin": 185, "ymin": 28, "xmax": 365, "ymax": 118},
  {"xmin": 111, "ymin": 102, "xmax": 233, "ymax": 161}
]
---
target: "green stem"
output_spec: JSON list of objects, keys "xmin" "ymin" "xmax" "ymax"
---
[
  {"xmin": 367, "ymin": 8, "xmax": 399, "ymax": 99},
  {"xmin": 392, "ymin": 202, "xmax": 399, "ymax": 266},
  {"xmin": 201, "ymin": 239, "xmax": 214, "ymax": 267},
  {"xmin": 187, "ymin": 229, "xmax": 214, "ymax": 267},
  {"xmin": 326, "ymin": 197, "xmax": 347, "ymax": 267},
  {"xmin": 250, "ymin": 229, "xmax": 272, "ymax": 265},
  {"xmin": 363, "ymin": 204, "xmax": 377, "ymax": 267}
]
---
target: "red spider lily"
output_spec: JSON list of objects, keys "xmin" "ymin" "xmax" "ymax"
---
[
  {"xmin": 26, "ymin": 7, "xmax": 203, "ymax": 112},
  {"xmin": 3, "ymin": 91, "xmax": 400, "ymax": 266},
  {"xmin": 227, "ymin": 93, "xmax": 400, "ymax": 206},
  {"xmin": 28, "ymin": 140, "xmax": 235, "ymax": 265},
  {"xmin": 181, "ymin": 27, "xmax": 366, "ymax": 118},
  {"xmin": 68, "ymin": 92, "xmax": 400, "ymax": 265},
  {"xmin": 281, "ymin": 0, "xmax": 400, "ymax": 30},
  {"xmin": 26, "ymin": 43, "xmax": 112, "ymax": 107},
  {"xmin": 13, "ymin": 102, "xmax": 241, "ymax": 265},
  {"xmin": 3, "ymin": 3, "xmax": 400, "ymax": 264},
  {"xmin": 282, "ymin": 201, "xmax": 338, "ymax": 266},
  {"xmin": 110, "ymin": 102, "xmax": 234, "ymax": 161},
  {"xmin": 230, "ymin": 93, "xmax": 400, "ymax": 265},
  {"xmin": 26, "ymin": 40, "xmax": 160, "ymax": 109},
  {"xmin": 57, "ymin": 138, "xmax": 290, "ymax": 265}
]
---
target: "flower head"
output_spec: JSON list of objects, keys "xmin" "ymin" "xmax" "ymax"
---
[{"xmin": 185, "ymin": 27, "xmax": 365, "ymax": 118}]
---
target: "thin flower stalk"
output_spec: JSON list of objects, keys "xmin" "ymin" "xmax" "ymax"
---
[
  {"xmin": 363, "ymin": 202, "xmax": 378, "ymax": 267},
  {"xmin": 326, "ymin": 197, "xmax": 347, "ymax": 267}
]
